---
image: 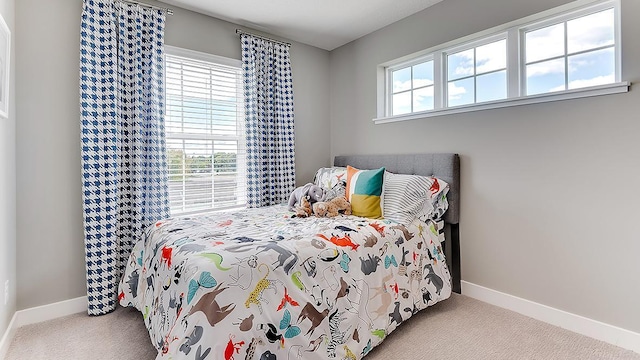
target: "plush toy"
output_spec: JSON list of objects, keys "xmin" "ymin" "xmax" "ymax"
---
[
  {"xmin": 294, "ymin": 196, "xmax": 313, "ymax": 218},
  {"xmin": 288, "ymin": 183, "xmax": 325, "ymax": 211},
  {"xmin": 312, "ymin": 196, "xmax": 351, "ymax": 217}
]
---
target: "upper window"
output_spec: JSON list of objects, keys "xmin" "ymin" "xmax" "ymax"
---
[
  {"xmin": 165, "ymin": 47, "xmax": 246, "ymax": 215},
  {"xmin": 390, "ymin": 59, "xmax": 434, "ymax": 116},
  {"xmin": 378, "ymin": 0, "xmax": 623, "ymax": 121},
  {"xmin": 446, "ymin": 38, "xmax": 507, "ymax": 107},
  {"xmin": 524, "ymin": 8, "xmax": 615, "ymax": 95}
]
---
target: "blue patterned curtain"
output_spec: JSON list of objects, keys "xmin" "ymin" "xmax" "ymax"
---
[
  {"xmin": 241, "ymin": 35, "xmax": 296, "ymax": 207},
  {"xmin": 79, "ymin": 0, "xmax": 169, "ymax": 315}
]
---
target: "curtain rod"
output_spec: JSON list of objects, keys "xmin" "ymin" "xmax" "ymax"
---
[
  {"xmin": 235, "ymin": 29, "xmax": 291, "ymax": 47},
  {"xmin": 120, "ymin": 0, "xmax": 174, "ymax": 15}
]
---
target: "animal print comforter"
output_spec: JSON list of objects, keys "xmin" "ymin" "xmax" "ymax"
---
[{"xmin": 118, "ymin": 204, "xmax": 452, "ymax": 360}]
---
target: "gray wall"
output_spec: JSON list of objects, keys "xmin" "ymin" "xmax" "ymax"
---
[
  {"xmin": 0, "ymin": 0, "xmax": 15, "ymax": 340},
  {"xmin": 329, "ymin": 0, "xmax": 640, "ymax": 333},
  {"xmin": 15, "ymin": 0, "xmax": 330, "ymax": 310}
]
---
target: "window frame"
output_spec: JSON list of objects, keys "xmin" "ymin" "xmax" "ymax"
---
[
  {"xmin": 164, "ymin": 45, "xmax": 247, "ymax": 216},
  {"xmin": 387, "ymin": 55, "xmax": 435, "ymax": 116},
  {"xmin": 376, "ymin": 0, "xmax": 627, "ymax": 124}
]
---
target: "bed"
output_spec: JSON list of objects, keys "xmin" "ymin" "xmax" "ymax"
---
[{"xmin": 118, "ymin": 153, "xmax": 460, "ymax": 360}]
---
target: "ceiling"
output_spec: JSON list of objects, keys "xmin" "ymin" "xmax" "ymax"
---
[{"xmin": 157, "ymin": 0, "xmax": 444, "ymax": 51}]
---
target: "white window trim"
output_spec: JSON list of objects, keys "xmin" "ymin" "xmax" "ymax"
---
[{"xmin": 375, "ymin": 0, "xmax": 627, "ymax": 124}]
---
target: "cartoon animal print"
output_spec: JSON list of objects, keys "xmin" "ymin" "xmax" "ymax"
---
[
  {"xmin": 343, "ymin": 345, "xmax": 357, "ymax": 360},
  {"xmin": 391, "ymin": 224, "xmax": 414, "ymax": 241},
  {"xmin": 301, "ymin": 257, "xmax": 317, "ymax": 277},
  {"xmin": 177, "ymin": 243, "xmax": 207, "ymax": 254},
  {"xmin": 345, "ymin": 279, "xmax": 374, "ymax": 329},
  {"xmin": 224, "ymin": 335, "xmax": 245, "ymax": 360},
  {"xmin": 256, "ymin": 242, "xmax": 299, "ymax": 274},
  {"xmin": 245, "ymin": 264, "xmax": 279, "ymax": 314},
  {"xmin": 168, "ymin": 291, "xmax": 184, "ymax": 318},
  {"xmin": 200, "ymin": 252, "xmax": 232, "ymax": 271},
  {"xmin": 316, "ymin": 234, "xmax": 359, "ymax": 251},
  {"xmin": 388, "ymin": 301, "xmax": 403, "ymax": 326},
  {"xmin": 245, "ymin": 337, "xmax": 264, "ymax": 360},
  {"xmin": 277, "ymin": 287, "xmax": 300, "ymax": 311},
  {"xmin": 125, "ymin": 269, "xmax": 139, "ymax": 298},
  {"xmin": 233, "ymin": 314, "xmax": 254, "ymax": 332},
  {"xmin": 161, "ymin": 246, "xmax": 173, "ymax": 268},
  {"xmin": 369, "ymin": 223, "xmax": 386, "ymax": 236},
  {"xmin": 361, "ymin": 339, "xmax": 372, "ymax": 357},
  {"xmin": 335, "ymin": 277, "xmax": 349, "ymax": 301},
  {"xmin": 229, "ymin": 255, "xmax": 258, "ymax": 290},
  {"xmin": 297, "ymin": 302, "xmax": 330, "ymax": 336},
  {"xmin": 258, "ymin": 323, "xmax": 283, "ymax": 346},
  {"xmin": 397, "ymin": 247, "xmax": 411, "ymax": 277},
  {"xmin": 318, "ymin": 248, "xmax": 340, "ymax": 262},
  {"xmin": 339, "ymin": 252, "xmax": 350, "ymax": 273},
  {"xmin": 371, "ymin": 272, "xmax": 394, "ymax": 319},
  {"xmin": 363, "ymin": 233, "xmax": 378, "ymax": 248},
  {"xmin": 179, "ymin": 325, "xmax": 203, "ymax": 355},
  {"xmin": 196, "ymin": 345, "xmax": 212, "ymax": 360},
  {"xmin": 360, "ymin": 254, "xmax": 381, "ymax": 275},
  {"xmin": 287, "ymin": 345, "xmax": 304, "ymax": 360},
  {"xmin": 421, "ymin": 287, "xmax": 432, "ymax": 304},
  {"xmin": 260, "ymin": 351, "xmax": 276, "ymax": 360},
  {"xmin": 310, "ymin": 239, "xmax": 326, "ymax": 249},
  {"xmin": 188, "ymin": 283, "xmax": 235, "ymax": 327},
  {"xmin": 321, "ymin": 265, "xmax": 339, "ymax": 291},
  {"xmin": 408, "ymin": 255, "xmax": 426, "ymax": 289},
  {"xmin": 326, "ymin": 309, "xmax": 349, "ymax": 358},
  {"xmin": 306, "ymin": 334, "xmax": 327, "ymax": 353},
  {"xmin": 424, "ymin": 263, "xmax": 444, "ymax": 295},
  {"xmin": 352, "ymin": 328, "xmax": 360, "ymax": 343}
]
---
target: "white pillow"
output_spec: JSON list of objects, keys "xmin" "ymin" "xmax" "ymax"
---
[{"xmin": 383, "ymin": 172, "xmax": 449, "ymax": 225}]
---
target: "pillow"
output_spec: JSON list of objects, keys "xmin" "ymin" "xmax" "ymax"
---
[
  {"xmin": 346, "ymin": 166, "xmax": 385, "ymax": 218},
  {"xmin": 383, "ymin": 172, "xmax": 449, "ymax": 224},
  {"xmin": 313, "ymin": 167, "xmax": 347, "ymax": 190}
]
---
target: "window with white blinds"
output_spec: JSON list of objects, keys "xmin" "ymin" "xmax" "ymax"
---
[{"xmin": 165, "ymin": 47, "xmax": 246, "ymax": 215}]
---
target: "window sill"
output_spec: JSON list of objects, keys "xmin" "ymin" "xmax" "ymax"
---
[{"xmin": 373, "ymin": 81, "xmax": 630, "ymax": 125}]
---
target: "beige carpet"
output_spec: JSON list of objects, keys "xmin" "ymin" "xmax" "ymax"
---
[{"xmin": 5, "ymin": 294, "xmax": 639, "ymax": 360}]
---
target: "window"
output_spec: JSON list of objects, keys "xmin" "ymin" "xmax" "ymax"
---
[
  {"xmin": 390, "ymin": 59, "xmax": 434, "ymax": 116},
  {"xmin": 165, "ymin": 47, "xmax": 246, "ymax": 215},
  {"xmin": 523, "ymin": 7, "xmax": 616, "ymax": 95},
  {"xmin": 376, "ymin": 0, "xmax": 626, "ymax": 123},
  {"xmin": 446, "ymin": 38, "xmax": 507, "ymax": 106}
]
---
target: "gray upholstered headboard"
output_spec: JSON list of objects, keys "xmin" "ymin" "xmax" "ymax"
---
[
  {"xmin": 333, "ymin": 153, "xmax": 460, "ymax": 225},
  {"xmin": 334, "ymin": 153, "xmax": 462, "ymax": 293}
]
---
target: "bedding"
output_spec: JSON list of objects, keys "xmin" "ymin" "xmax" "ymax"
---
[
  {"xmin": 118, "ymin": 205, "xmax": 452, "ymax": 360},
  {"xmin": 383, "ymin": 172, "xmax": 450, "ymax": 225},
  {"xmin": 345, "ymin": 166, "xmax": 385, "ymax": 219}
]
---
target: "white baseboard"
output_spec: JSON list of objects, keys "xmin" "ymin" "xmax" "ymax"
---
[
  {"xmin": 461, "ymin": 281, "xmax": 640, "ymax": 354},
  {"xmin": 14, "ymin": 296, "xmax": 87, "ymax": 328},
  {"xmin": 0, "ymin": 313, "xmax": 17, "ymax": 360},
  {"xmin": 0, "ymin": 296, "xmax": 87, "ymax": 359}
]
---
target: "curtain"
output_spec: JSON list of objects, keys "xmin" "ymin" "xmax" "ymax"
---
[
  {"xmin": 79, "ymin": 0, "xmax": 169, "ymax": 315},
  {"xmin": 241, "ymin": 34, "xmax": 296, "ymax": 208}
]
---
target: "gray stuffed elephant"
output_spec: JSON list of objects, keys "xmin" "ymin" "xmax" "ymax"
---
[{"xmin": 288, "ymin": 183, "xmax": 325, "ymax": 211}]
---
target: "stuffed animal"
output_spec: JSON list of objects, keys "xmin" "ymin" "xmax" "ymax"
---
[
  {"xmin": 312, "ymin": 196, "xmax": 351, "ymax": 217},
  {"xmin": 294, "ymin": 196, "xmax": 313, "ymax": 218},
  {"xmin": 288, "ymin": 183, "xmax": 325, "ymax": 211}
]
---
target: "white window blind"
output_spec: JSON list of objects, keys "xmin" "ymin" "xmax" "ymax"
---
[{"xmin": 165, "ymin": 48, "xmax": 246, "ymax": 215}]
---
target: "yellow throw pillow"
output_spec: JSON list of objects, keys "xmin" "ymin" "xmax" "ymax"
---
[{"xmin": 346, "ymin": 166, "xmax": 385, "ymax": 218}]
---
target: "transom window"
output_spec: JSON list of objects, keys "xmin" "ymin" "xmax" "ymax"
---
[
  {"xmin": 524, "ymin": 8, "xmax": 615, "ymax": 95},
  {"xmin": 378, "ymin": 0, "xmax": 624, "ymax": 122},
  {"xmin": 165, "ymin": 47, "xmax": 247, "ymax": 215},
  {"xmin": 446, "ymin": 38, "xmax": 507, "ymax": 107}
]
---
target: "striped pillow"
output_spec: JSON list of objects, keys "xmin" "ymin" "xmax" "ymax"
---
[
  {"xmin": 383, "ymin": 172, "xmax": 449, "ymax": 224},
  {"xmin": 346, "ymin": 166, "xmax": 385, "ymax": 218}
]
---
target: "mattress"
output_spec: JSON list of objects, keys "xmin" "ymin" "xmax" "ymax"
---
[{"xmin": 118, "ymin": 204, "xmax": 452, "ymax": 359}]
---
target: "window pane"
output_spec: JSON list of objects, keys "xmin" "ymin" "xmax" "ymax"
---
[
  {"xmin": 448, "ymin": 49, "xmax": 474, "ymax": 81},
  {"xmin": 413, "ymin": 86, "xmax": 434, "ymax": 112},
  {"xmin": 413, "ymin": 61, "xmax": 434, "ymax": 88},
  {"xmin": 526, "ymin": 23, "xmax": 565, "ymax": 63},
  {"xmin": 526, "ymin": 58, "xmax": 566, "ymax": 95},
  {"xmin": 568, "ymin": 47, "xmax": 615, "ymax": 89},
  {"xmin": 476, "ymin": 39, "xmax": 507, "ymax": 74},
  {"xmin": 392, "ymin": 92, "xmax": 412, "ymax": 115},
  {"xmin": 448, "ymin": 78, "xmax": 474, "ymax": 107},
  {"xmin": 567, "ymin": 8, "xmax": 614, "ymax": 54},
  {"xmin": 392, "ymin": 67, "xmax": 411, "ymax": 93},
  {"xmin": 476, "ymin": 70, "xmax": 507, "ymax": 103}
]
